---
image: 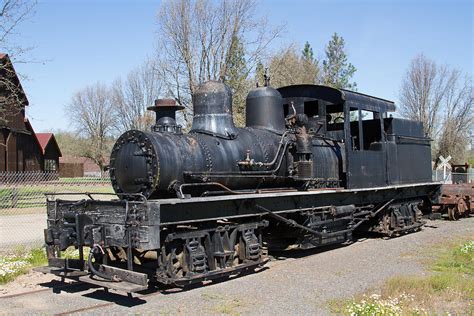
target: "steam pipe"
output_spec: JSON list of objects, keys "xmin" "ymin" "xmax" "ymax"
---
[{"xmin": 238, "ymin": 131, "xmax": 290, "ymax": 168}]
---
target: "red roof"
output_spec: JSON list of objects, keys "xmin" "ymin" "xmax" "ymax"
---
[
  {"xmin": 36, "ymin": 133, "xmax": 53, "ymax": 152},
  {"xmin": 36, "ymin": 133, "xmax": 62, "ymax": 156},
  {"xmin": 0, "ymin": 53, "xmax": 6, "ymax": 59}
]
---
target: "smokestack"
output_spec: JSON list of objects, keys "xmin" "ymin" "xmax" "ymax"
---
[{"xmin": 147, "ymin": 99, "xmax": 184, "ymax": 133}]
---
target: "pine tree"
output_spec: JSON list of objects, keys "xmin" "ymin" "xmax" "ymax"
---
[
  {"xmin": 301, "ymin": 41, "xmax": 319, "ymax": 83},
  {"xmin": 322, "ymin": 33, "xmax": 357, "ymax": 90},
  {"xmin": 255, "ymin": 60, "xmax": 265, "ymax": 87},
  {"xmin": 224, "ymin": 36, "xmax": 249, "ymax": 127},
  {"xmin": 301, "ymin": 41, "xmax": 314, "ymax": 63}
]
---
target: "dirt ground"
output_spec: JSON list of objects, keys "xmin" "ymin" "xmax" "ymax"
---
[
  {"xmin": 0, "ymin": 213, "xmax": 46, "ymax": 250},
  {"xmin": 0, "ymin": 217, "xmax": 472, "ymax": 315}
]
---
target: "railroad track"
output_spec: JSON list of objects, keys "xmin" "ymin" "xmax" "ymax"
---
[
  {"xmin": 0, "ymin": 280, "xmax": 164, "ymax": 315},
  {"xmin": 0, "ymin": 268, "xmax": 260, "ymax": 315},
  {"xmin": 53, "ymin": 290, "xmax": 163, "ymax": 315},
  {"xmin": 0, "ymin": 279, "xmax": 93, "ymax": 299}
]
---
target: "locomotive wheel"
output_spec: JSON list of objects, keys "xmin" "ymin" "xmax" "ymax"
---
[
  {"xmin": 448, "ymin": 198, "xmax": 468, "ymax": 221},
  {"xmin": 166, "ymin": 246, "xmax": 185, "ymax": 279},
  {"xmin": 378, "ymin": 212, "xmax": 392, "ymax": 237},
  {"xmin": 447, "ymin": 205, "xmax": 460, "ymax": 221},
  {"xmin": 456, "ymin": 198, "xmax": 468, "ymax": 217}
]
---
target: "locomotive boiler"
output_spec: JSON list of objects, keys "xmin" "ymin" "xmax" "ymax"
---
[
  {"xmin": 109, "ymin": 80, "xmax": 341, "ymax": 199},
  {"xmin": 37, "ymin": 79, "xmax": 440, "ymax": 294}
]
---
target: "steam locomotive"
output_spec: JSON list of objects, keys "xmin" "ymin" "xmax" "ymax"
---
[{"xmin": 37, "ymin": 80, "xmax": 439, "ymax": 293}]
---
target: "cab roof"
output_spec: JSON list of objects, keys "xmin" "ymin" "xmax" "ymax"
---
[{"xmin": 277, "ymin": 84, "xmax": 396, "ymax": 113}]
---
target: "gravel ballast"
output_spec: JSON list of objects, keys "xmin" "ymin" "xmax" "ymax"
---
[{"xmin": 1, "ymin": 217, "xmax": 473, "ymax": 315}]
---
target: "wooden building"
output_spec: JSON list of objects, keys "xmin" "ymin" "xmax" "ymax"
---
[
  {"xmin": 59, "ymin": 155, "xmax": 84, "ymax": 177},
  {"xmin": 0, "ymin": 53, "xmax": 61, "ymax": 172},
  {"xmin": 36, "ymin": 133, "xmax": 62, "ymax": 172}
]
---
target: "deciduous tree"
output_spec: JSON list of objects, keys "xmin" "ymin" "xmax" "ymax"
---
[
  {"xmin": 0, "ymin": 0, "xmax": 36, "ymax": 60},
  {"xmin": 268, "ymin": 43, "xmax": 319, "ymax": 88},
  {"xmin": 399, "ymin": 54, "xmax": 446, "ymax": 139},
  {"xmin": 54, "ymin": 130, "xmax": 84, "ymax": 157},
  {"xmin": 399, "ymin": 54, "xmax": 473, "ymax": 163},
  {"xmin": 155, "ymin": 0, "xmax": 281, "ymax": 125},
  {"xmin": 0, "ymin": 0, "xmax": 36, "ymax": 128},
  {"xmin": 433, "ymin": 74, "xmax": 472, "ymax": 163},
  {"xmin": 111, "ymin": 59, "xmax": 162, "ymax": 133},
  {"xmin": 66, "ymin": 83, "xmax": 116, "ymax": 173}
]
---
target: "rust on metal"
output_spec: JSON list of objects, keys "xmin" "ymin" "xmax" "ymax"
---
[{"xmin": 433, "ymin": 183, "xmax": 473, "ymax": 220}]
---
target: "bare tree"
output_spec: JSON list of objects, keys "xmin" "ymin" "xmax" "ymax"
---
[
  {"xmin": 0, "ymin": 0, "xmax": 36, "ymax": 60},
  {"xmin": 399, "ymin": 54, "xmax": 449, "ymax": 138},
  {"xmin": 436, "ymin": 75, "xmax": 473, "ymax": 163},
  {"xmin": 268, "ymin": 44, "xmax": 320, "ymax": 88},
  {"xmin": 66, "ymin": 83, "xmax": 116, "ymax": 172},
  {"xmin": 155, "ymin": 0, "xmax": 282, "ymax": 124},
  {"xmin": 0, "ymin": 0, "xmax": 36, "ymax": 128},
  {"xmin": 111, "ymin": 59, "xmax": 162, "ymax": 133},
  {"xmin": 399, "ymin": 54, "xmax": 473, "ymax": 163}
]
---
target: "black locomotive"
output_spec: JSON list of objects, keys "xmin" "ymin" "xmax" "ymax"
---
[{"xmin": 37, "ymin": 80, "xmax": 439, "ymax": 293}]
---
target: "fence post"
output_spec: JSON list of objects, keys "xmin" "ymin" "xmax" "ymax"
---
[{"xmin": 11, "ymin": 187, "xmax": 18, "ymax": 208}]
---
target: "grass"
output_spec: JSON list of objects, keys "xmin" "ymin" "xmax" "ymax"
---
[
  {"xmin": 0, "ymin": 184, "xmax": 115, "ymax": 210},
  {"xmin": 0, "ymin": 246, "xmax": 48, "ymax": 284},
  {"xmin": 202, "ymin": 292, "xmax": 245, "ymax": 315},
  {"xmin": 59, "ymin": 177, "xmax": 110, "ymax": 184},
  {"xmin": 0, "ymin": 246, "xmax": 88, "ymax": 284},
  {"xmin": 329, "ymin": 239, "xmax": 474, "ymax": 315},
  {"xmin": 212, "ymin": 299, "xmax": 243, "ymax": 315},
  {"xmin": 60, "ymin": 246, "xmax": 90, "ymax": 259}
]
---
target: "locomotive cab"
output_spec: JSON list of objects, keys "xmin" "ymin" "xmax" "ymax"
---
[{"xmin": 278, "ymin": 85, "xmax": 432, "ymax": 189}]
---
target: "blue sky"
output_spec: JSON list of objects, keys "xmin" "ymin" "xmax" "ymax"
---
[{"xmin": 12, "ymin": 0, "xmax": 473, "ymax": 132}]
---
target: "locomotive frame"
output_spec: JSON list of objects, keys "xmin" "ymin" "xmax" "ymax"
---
[
  {"xmin": 39, "ymin": 181, "xmax": 438, "ymax": 292},
  {"xmin": 36, "ymin": 83, "xmax": 441, "ymax": 294}
]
